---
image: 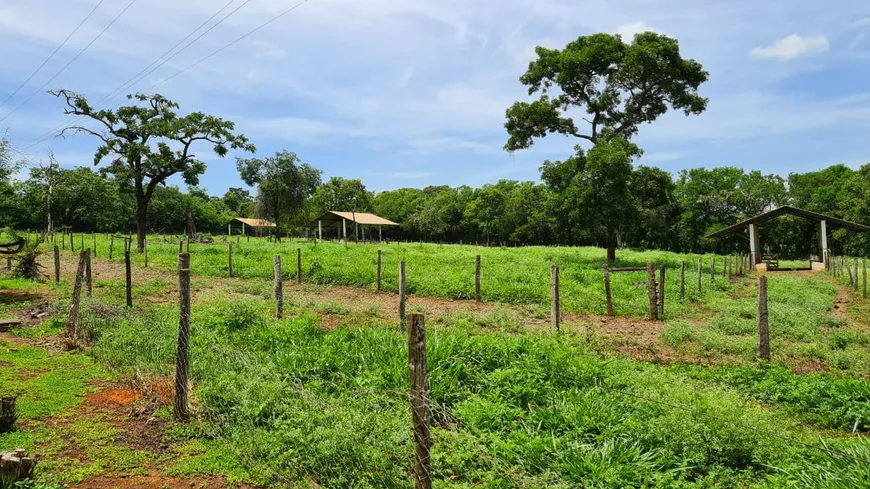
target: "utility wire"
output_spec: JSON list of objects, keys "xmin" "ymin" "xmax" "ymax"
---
[
  {"xmin": 0, "ymin": 0, "xmax": 140, "ymax": 125},
  {"xmin": 0, "ymin": 0, "xmax": 107, "ymax": 113},
  {"xmin": 156, "ymin": 0, "xmax": 312, "ymax": 87},
  {"xmin": 21, "ymin": 0, "xmax": 256, "ymax": 152}
]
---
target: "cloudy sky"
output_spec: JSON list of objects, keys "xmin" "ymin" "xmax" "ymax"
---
[{"xmin": 2, "ymin": 0, "xmax": 870, "ymax": 195}]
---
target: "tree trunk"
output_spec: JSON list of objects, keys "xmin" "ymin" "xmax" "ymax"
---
[{"xmin": 135, "ymin": 196, "xmax": 148, "ymax": 253}]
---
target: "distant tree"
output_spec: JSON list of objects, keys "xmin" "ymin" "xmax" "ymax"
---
[
  {"xmin": 629, "ymin": 165, "xmax": 678, "ymax": 250},
  {"xmin": 464, "ymin": 185, "xmax": 508, "ymax": 246},
  {"xmin": 373, "ymin": 188, "xmax": 425, "ymax": 236},
  {"xmin": 51, "ymin": 89, "xmax": 255, "ymax": 252},
  {"xmin": 312, "ymin": 177, "xmax": 373, "ymax": 214},
  {"xmin": 505, "ymin": 31, "xmax": 708, "ymax": 260},
  {"xmin": 0, "ymin": 136, "xmax": 24, "ymax": 227},
  {"xmin": 237, "ymin": 151, "xmax": 321, "ymax": 241},
  {"xmin": 222, "ymin": 187, "xmax": 255, "ymax": 217}
]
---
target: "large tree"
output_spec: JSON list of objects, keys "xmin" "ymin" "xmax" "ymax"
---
[
  {"xmin": 504, "ymin": 31, "xmax": 708, "ymax": 260},
  {"xmin": 237, "ymin": 151, "xmax": 321, "ymax": 241},
  {"xmin": 52, "ymin": 89, "xmax": 254, "ymax": 251}
]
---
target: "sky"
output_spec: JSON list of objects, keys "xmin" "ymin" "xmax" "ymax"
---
[{"xmin": 2, "ymin": 0, "xmax": 870, "ymax": 196}]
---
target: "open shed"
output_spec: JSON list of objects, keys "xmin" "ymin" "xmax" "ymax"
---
[
  {"xmin": 706, "ymin": 205, "xmax": 870, "ymax": 270},
  {"xmin": 309, "ymin": 211, "xmax": 398, "ymax": 241},
  {"xmin": 229, "ymin": 217, "xmax": 276, "ymax": 236}
]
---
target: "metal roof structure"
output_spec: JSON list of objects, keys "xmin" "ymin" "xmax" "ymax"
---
[
  {"xmin": 706, "ymin": 205, "xmax": 870, "ymax": 239},
  {"xmin": 232, "ymin": 217, "xmax": 276, "ymax": 228},
  {"xmin": 310, "ymin": 211, "xmax": 398, "ymax": 226}
]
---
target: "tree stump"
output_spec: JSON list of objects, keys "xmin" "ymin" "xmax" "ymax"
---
[
  {"xmin": 0, "ymin": 448, "xmax": 36, "ymax": 482},
  {"xmin": 0, "ymin": 397, "xmax": 17, "ymax": 431}
]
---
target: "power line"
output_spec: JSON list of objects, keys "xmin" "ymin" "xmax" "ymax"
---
[
  {"xmin": 21, "ymin": 0, "xmax": 254, "ymax": 151},
  {"xmin": 0, "ymin": 0, "xmax": 140, "ymax": 125},
  {"xmin": 156, "ymin": 0, "xmax": 313, "ymax": 87},
  {"xmin": 0, "ymin": 0, "xmax": 107, "ymax": 113}
]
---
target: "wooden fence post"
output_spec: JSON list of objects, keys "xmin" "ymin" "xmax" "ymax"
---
[
  {"xmin": 85, "ymin": 249, "xmax": 92, "ymax": 298},
  {"xmin": 144, "ymin": 239, "xmax": 148, "ymax": 268},
  {"xmin": 854, "ymin": 258, "xmax": 859, "ymax": 292},
  {"xmin": 65, "ymin": 251, "xmax": 88, "ymax": 339},
  {"xmin": 70, "ymin": 232, "xmax": 74, "ymax": 252},
  {"xmin": 297, "ymin": 248, "xmax": 302, "ymax": 284},
  {"xmin": 178, "ymin": 240, "xmax": 183, "ymax": 254},
  {"xmin": 92, "ymin": 233, "xmax": 96, "ymax": 258},
  {"xmin": 174, "ymin": 252, "xmax": 191, "ymax": 421},
  {"xmin": 274, "ymin": 255, "xmax": 283, "ymax": 319},
  {"xmin": 864, "ymin": 259, "xmax": 867, "ymax": 300},
  {"xmin": 697, "ymin": 257, "xmax": 702, "ymax": 293},
  {"xmin": 680, "ymin": 262, "xmax": 686, "ymax": 299},
  {"xmin": 228, "ymin": 243, "xmax": 233, "ymax": 277},
  {"xmin": 377, "ymin": 250, "xmax": 382, "ymax": 292},
  {"xmin": 109, "ymin": 235, "xmax": 114, "ymax": 260},
  {"xmin": 399, "ymin": 260, "xmax": 407, "ymax": 332},
  {"xmin": 647, "ymin": 262, "xmax": 658, "ymax": 321},
  {"xmin": 603, "ymin": 263, "xmax": 613, "ymax": 316},
  {"xmin": 550, "ymin": 264, "xmax": 560, "ymax": 332},
  {"xmin": 407, "ymin": 313, "xmax": 432, "ymax": 489},
  {"xmin": 53, "ymin": 246, "xmax": 60, "ymax": 283},
  {"xmin": 124, "ymin": 249, "xmax": 132, "ymax": 308},
  {"xmin": 758, "ymin": 275, "xmax": 770, "ymax": 361},
  {"xmin": 658, "ymin": 265, "xmax": 665, "ymax": 317},
  {"xmin": 847, "ymin": 257, "xmax": 855, "ymax": 287},
  {"xmin": 710, "ymin": 256, "xmax": 715, "ymax": 283},
  {"xmin": 474, "ymin": 255, "xmax": 481, "ymax": 303}
]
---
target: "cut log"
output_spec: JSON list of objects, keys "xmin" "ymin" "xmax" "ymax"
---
[
  {"xmin": 0, "ymin": 448, "xmax": 36, "ymax": 482},
  {"xmin": 0, "ymin": 318, "xmax": 21, "ymax": 332}
]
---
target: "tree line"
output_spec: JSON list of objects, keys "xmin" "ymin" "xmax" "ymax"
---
[{"xmin": 2, "ymin": 31, "xmax": 868, "ymax": 258}]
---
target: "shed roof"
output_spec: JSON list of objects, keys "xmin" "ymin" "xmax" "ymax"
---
[
  {"xmin": 233, "ymin": 217, "xmax": 276, "ymax": 228},
  {"xmin": 311, "ymin": 211, "xmax": 398, "ymax": 226},
  {"xmin": 706, "ymin": 205, "xmax": 870, "ymax": 239}
]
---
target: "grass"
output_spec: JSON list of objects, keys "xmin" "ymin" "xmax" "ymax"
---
[
  {"xmin": 40, "ymin": 233, "xmax": 744, "ymax": 318},
  {"xmin": 68, "ymin": 290, "xmax": 870, "ymax": 488}
]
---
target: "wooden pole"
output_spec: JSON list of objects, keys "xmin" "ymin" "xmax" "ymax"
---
[
  {"xmin": 174, "ymin": 252, "xmax": 191, "ymax": 421},
  {"xmin": 274, "ymin": 255, "xmax": 283, "ymax": 319},
  {"xmin": 550, "ymin": 264, "xmax": 560, "ymax": 332},
  {"xmin": 647, "ymin": 262, "xmax": 658, "ymax": 321},
  {"xmin": 603, "ymin": 263, "xmax": 613, "ymax": 316},
  {"xmin": 864, "ymin": 259, "xmax": 867, "ymax": 300},
  {"xmin": 758, "ymin": 275, "xmax": 770, "ymax": 361},
  {"xmin": 85, "ymin": 249, "xmax": 92, "ymax": 298},
  {"xmin": 710, "ymin": 256, "xmax": 715, "ymax": 283},
  {"xmin": 124, "ymin": 249, "xmax": 132, "ymax": 308},
  {"xmin": 377, "ymin": 250, "xmax": 382, "ymax": 292},
  {"xmin": 70, "ymin": 232, "xmax": 74, "ymax": 252},
  {"xmin": 847, "ymin": 257, "xmax": 855, "ymax": 287},
  {"xmin": 65, "ymin": 251, "xmax": 88, "ymax": 339},
  {"xmin": 680, "ymin": 262, "xmax": 685, "ymax": 299},
  {"xmin": 109, "ymin": 235, "xmax": 114, "ymax": 260},
  {"xmin": 659, "ymin": 265, "xmax": 665, "ymax": 317},
  {"xmin": 474, "ymin": 255, "xmax": 481, "ymax": 302},
  {"xmin": 144, "ymin": 239, "xmax": 148, "ymax": 268},
  {"xmin": 854, "ymin": 258, "xmax": 859, "ymax": 292},
  {"xmin": 178, "ymin": 240, "xmax": 183, "ymax": 254},
  {"xmin": 399, "ymin": 260, "xmax": 407, "ymax": 332},
  {"xmin": 297, "ymin": 248, "xmax": 302, "ymax": 284},
  {"xmin": 407, "ymin": 313, "xmax": 432, "ymax": 489},
  {"xmin": 92, "ymin": 233, "xmax": 96, "ymax": 258},
  {"xmin": 53, "ymin": 245, "xmax": 60, "ymax": 282},
  {"xmin": 228, "ymin": 243, "xmax": 233, "ymax": 278},
  {"xmin": 697, "ymin": 257, "xmax": 702, "ymax": 293}
]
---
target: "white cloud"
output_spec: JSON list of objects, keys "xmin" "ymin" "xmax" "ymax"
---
[
  {"xmin": 749, "ymin": 34, "xmax": 829, "ymax": 60},
  {"xmin": 851, "ymin": 17, "xmax": 870, "ymax": 28},
  {"xmin": 615, "ymin": 21, "xmax": 658, "ymax": 41}
]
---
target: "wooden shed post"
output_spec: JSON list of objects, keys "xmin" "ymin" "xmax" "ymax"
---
[
  {"xmin": 379, "ymin": 224, "xmax": 382, "ymax": 242},
  {"xmin": 318, "ymin": 220, "xmax": 322, "ymax": 240},
  {"xmin": 342, "ymin": 219, "xmax": 347, "ymax": 240}
]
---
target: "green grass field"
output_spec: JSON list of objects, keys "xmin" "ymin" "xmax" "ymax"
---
[{"xmin": 2, "ymin": 235, "xmax": 869, "ymax": 488}]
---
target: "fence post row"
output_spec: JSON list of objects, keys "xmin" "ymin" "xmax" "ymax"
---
[
  {"xmin": 407, "ymin": 313, "xmax": 432, "ymax": 489},
  {"xmin": 474, "ymin": 255, "xmax": 481, "ymax": 303},
  {"xmin": 65, "ymin": 251, "xmax": 88, "ymax": 340},
  {"xmin": 399, "ymin": 260, "xmax": 407, "ymax": 332},
  {"xmin": 274, "ymin": 255, "xmax": 283, "ymax": 319},
  {"xmin": 647, "ymin": 262, "xmax": 658, "ymax": 321},
  {"xmin": 758, "ymin": 275, "xmax": 770, "ymax": 361},
  {"xmin": 550, "ymin": 264, "xmax": 560, "ymax": 332},
  {"xmin": 174, "ymin": 252, "xmax": 191, "ymax": 421},
  {"xmin": 603, "ymin": 264, "xmax": 613, "ymax": 316}
]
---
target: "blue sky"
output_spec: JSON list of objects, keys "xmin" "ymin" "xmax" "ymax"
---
[{"xmin": 2, "ymin": 0, "xmax": 870, "ymax": 196}]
